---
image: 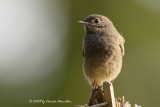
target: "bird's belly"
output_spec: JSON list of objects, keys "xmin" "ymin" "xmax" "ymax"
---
[{"xmin": 83, "ymin": 54, "xmax": 122, "ymax": 85}]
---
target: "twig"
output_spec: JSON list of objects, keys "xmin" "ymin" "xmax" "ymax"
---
[
  {"xmin": 90, "ymin": 102, "xmax": 108, "ymax": 107},
  {"xmin": 103, "ymin": 82, "xmax": 116, "ymax": 107}
]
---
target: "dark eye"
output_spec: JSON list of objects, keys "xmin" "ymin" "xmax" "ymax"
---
[{"xmin": 95, "ymin": 19, "xmax": 99, "ymax": 23}]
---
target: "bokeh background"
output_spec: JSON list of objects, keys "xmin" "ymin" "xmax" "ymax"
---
[{"xmin": 0, "ymin": 0, "xmax": 160, "ymax": 107}]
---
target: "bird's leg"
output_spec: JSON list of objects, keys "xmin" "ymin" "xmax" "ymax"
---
[
  {"xmin": 92, "ymin": 80, "xmax": 98, "ymax": 89},
  {"xmin": 92, "ymin": 80, "xmax": 96, "ymax": 89},
  {"xmin": 92, "ymin": 81, "xmax": 103, "ymax": 89}
]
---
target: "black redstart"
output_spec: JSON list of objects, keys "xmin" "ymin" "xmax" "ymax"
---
[{"xmin": 79, "ymin": 14, "xmax": 125, "ymax": 88}]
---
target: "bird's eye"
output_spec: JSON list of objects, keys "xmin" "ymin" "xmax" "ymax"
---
[{"xmin": 95, "ymin": 19, "xmax": 99, "ymax": 23}]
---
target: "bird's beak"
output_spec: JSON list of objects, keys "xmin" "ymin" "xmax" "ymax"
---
[{"xmin": 78, "ymin": 21, "xmax": 89, "ymax": 25}]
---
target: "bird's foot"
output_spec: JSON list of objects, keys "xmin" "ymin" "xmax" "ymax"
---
[{"xmin": 92, "ymin": 81, "xmax": 103, "ymax": 90}]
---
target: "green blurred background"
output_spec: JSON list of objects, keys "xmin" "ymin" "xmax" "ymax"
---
[{"xmin": 0, "ymin": 0, "xmax": 160, "ymax": 107}]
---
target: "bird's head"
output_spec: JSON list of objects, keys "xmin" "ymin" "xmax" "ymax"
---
[{"xmin": 79, "ymin": 14, "xmax": 112, "ymax": 34}]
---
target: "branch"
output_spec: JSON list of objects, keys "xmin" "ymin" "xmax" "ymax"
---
[
  {"xmin": 103, "ymin": 81, "xmax": 115, "ymax": 107},
  {"xmin": 77, "ymin": 81, "xmax": 141, "ymax": 107}
]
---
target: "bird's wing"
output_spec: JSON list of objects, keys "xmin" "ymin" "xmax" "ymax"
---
[
  {"xmin": 119, "ymin": 43, "xmax": 124, "ymax": 56},
  {"xmin": 119, "ymin": 37, "xmax": 125, "ymax": 56}
]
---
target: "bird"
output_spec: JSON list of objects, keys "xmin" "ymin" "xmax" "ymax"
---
[{"xmin": 79, "ymin": 14, "xmax": 125, "ymax": 88}]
